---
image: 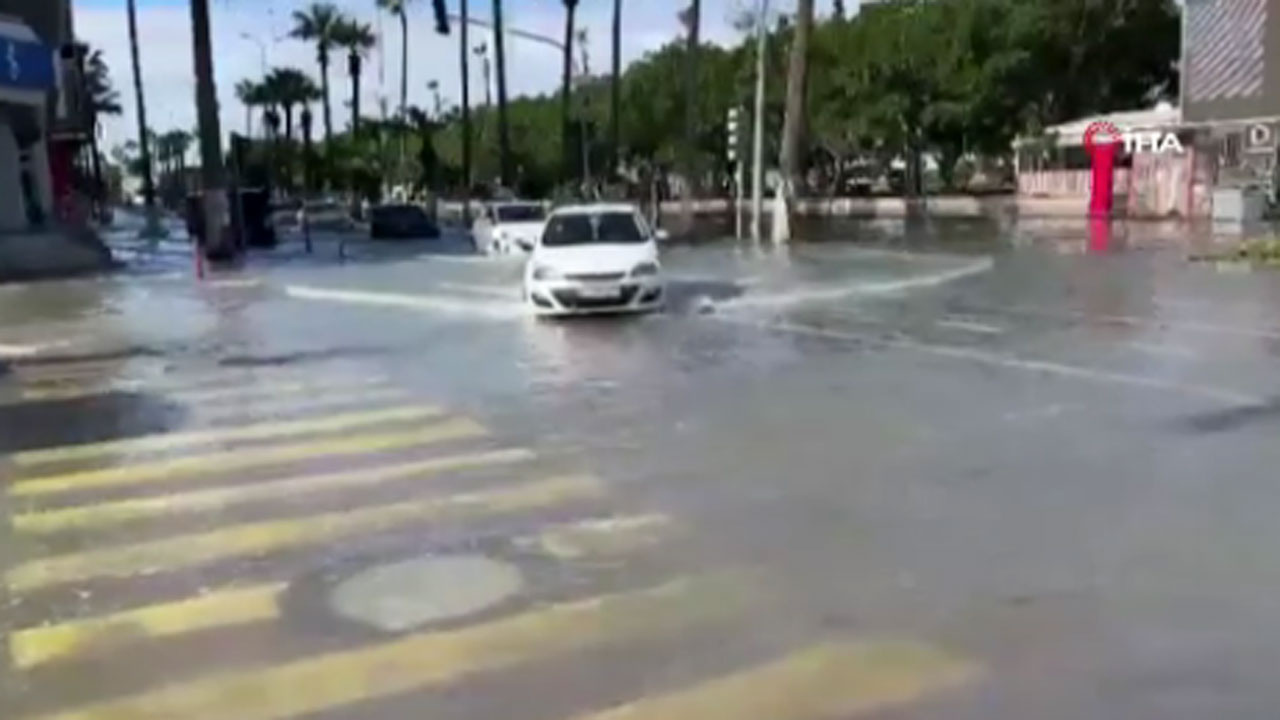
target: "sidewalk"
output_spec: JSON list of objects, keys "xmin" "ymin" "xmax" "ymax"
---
[{"xmin": 0, "ymin": 228, "xmax": 117, "ymax": 283}]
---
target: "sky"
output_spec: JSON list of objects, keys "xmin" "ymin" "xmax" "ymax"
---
[{"xmin": 74, "ymin": 0, "xmax": 849, "ymax": 154}]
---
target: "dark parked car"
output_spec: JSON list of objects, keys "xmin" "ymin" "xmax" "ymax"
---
[{"xmin": 369, "ymin": 204, "xmax": 440, "ymax": 240}]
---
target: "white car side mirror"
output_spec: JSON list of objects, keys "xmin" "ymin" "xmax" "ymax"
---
[{"xmin": 654, "ymin": 229, "xmax": 670, "ymax": 241}]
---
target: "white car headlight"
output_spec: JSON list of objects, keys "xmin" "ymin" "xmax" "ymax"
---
[
  {"xmin": 631, "ymin": 262, "xmax": 660, "ymax": 277},
  {"xmin": 532, "ymin": 265, "xmax": 561, "ymax": 281}
]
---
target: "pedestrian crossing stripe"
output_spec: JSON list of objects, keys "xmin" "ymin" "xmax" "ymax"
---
[
  {"xmin": 19, "ymin": 576, "xmax": 748, "ymax": 720},
  {"xmin": 12, "ymin": 405, "xmax": 449, "ymax": 466},
  {"xmin": 9, "ymin": 513, "xmax": 676, "ymax": 669},
  {"xmin": 13, "ymin": 375, "xmax": 388, "ymax": 404},
  {"xmin": 8, "ymin": 418, "xmax": 487, "ymax": 497},
  {"xmin": 13, "ymin": 448, "xmax": 537, "ymax": 534},
  {"xmin": 564, "ymin": 641, "xmax": 980, "ymax": 720},
  {"xmin": 523, "ymin": 514, "xmax": 673, "ymax": 560},
  {"xmin": 6, "ymin": 475, "xmax": 604, "ymax": 591},
  {"xmin": 9, "ymin": 584, "xmax": 286, "ymax": 669},
  {"xmin": 188, "ymin": 386, "xmax": 411, "ymax": 424}
]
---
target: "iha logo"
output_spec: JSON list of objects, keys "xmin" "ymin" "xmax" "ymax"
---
[{"xmin": 1084, "ymin": 121, "xmax": 1184, "ymax": 155}]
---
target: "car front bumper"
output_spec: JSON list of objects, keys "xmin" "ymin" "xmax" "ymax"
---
[{"xmin": 525, "ymin": 278, "xmax": 664, "ymax": 315}]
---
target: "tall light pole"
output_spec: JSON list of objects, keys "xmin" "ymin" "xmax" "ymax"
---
[
  {"xmin": 473, "ymin": 43, "xmax": 492, "ymax": 107},
  {"xmin": 240, "ymin": 32, "xmax": 267, "ymax": 77},
  {"xmin": 750, "ymin": 0, "xmax": 768, "ymax": 243}
]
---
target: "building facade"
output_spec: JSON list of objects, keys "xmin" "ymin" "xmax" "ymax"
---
[{"xmin": 0, "ymin": 0, "xmax": 86, "ymax": 232}]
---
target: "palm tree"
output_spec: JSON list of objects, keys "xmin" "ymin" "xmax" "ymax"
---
[
  {"xmin": 290, "ymin": 3, "xmax": 345, "ymax": 143},
  {"xmin": 332, "ymin": 19, "xmax": 376, "ymax": 134},
  {"xmin": 493, "ymin": 0, "xmax": 512, "ymax": 188},
  {"xmin": 84, "ymin": 47, "xmax": 122, "ymax": 217},
  {"xmin": 126, "ymin": 0, "xmax": 159, "ymax": 227},
  {"xmin": 191, "ymin": 0, "xmax": 227, "ymax": 253},
  {"xmin": 560, "ymin": 0, "xmax": 580, "ymax": 184},
  {"xmin": 375, "ymin": 0, "xmax": 413, "ymax": 121},
  {"xmin": 234, "ymin": 79, "xmax": 262, "ymax": 136},
  {"xmin": 772, "ymin": 0, "xmax": 814, "ymax": 242},
  {"xmin": 680, "ymin": 0, "xmax": 700, "ymax": 222},
  {"xmin": 610, "ymin": 0, "xmax": 622, "ymax": 178},
  {"xmin": 263, "ymin": 68, "xmax": 322, "ymax": 143}
]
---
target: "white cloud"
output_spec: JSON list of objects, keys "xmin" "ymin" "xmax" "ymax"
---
[{"xmin": 75, "ymin": 0, "xmax": 840, "ymax": 155}]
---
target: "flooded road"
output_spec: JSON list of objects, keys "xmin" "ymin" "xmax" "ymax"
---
[{"xmin": 4, "ymin": 217, "xmax": 1280, "ymax": 719}]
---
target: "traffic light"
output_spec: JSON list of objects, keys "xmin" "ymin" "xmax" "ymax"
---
[
  {"xmin": 432, "ymin": 0, "xmax": 450, "ymax": 35},
  {"xmin": 726, "ymin": 107, "xmax": 741, "ymax": 165}
]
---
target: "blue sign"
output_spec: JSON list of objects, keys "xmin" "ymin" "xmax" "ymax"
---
[{"xmin": 0, "ymin": 37, "xmax": 56, "ymax": 92}]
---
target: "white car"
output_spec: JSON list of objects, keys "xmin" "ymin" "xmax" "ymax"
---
[
  {"xmin": 524, "ymin": 204, "xmax": 667, "ymax": 316},
  {"xmin": 297, "ymin": 199, "xmax": 352, "ymax": 231},
  {"xmin": 474, "ymin": 201, "xmax": 547, "ymax": 255}
]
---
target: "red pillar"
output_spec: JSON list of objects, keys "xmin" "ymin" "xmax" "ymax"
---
[{"xmin": 1089, "ymin": 141, "xmax": 1117, "ymax": 217}]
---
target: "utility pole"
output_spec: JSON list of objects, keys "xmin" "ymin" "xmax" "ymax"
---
[{"xmin": 750, "ymin": 0, "xmax": 768, "ymax": 243}]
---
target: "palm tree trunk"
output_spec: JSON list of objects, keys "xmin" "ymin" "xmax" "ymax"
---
[
  {"xmin": 681, "ymin": 0, "xmax": 700, "ymax": 224},
  {"xmin": 398, "ymin": 11, "xmax": 409, "ymax": 118},
  {"xmin": 610, "ymin": 0, "xmax": 622, "ymax": 180},
  {"xmin": 191, "ymin": 0, "xmax": 228, "ymax": 255},
  {"xmin": 771, "ymin": 0, "xmax": 814, "ymax": 243},
  {"xmin": 561, "ymin": 3, "xmax": 577, "ymax": 185},
  {"xmin": 350, "ymin": 52, "xmax": 362, "ymax": 134},
  {"xmin": 493, "ymin": 0, "xmax": 512, "ymax": 188},
  {"xmin": 320, "ymin": 49, "xmax": 333, "ymax": 142},
  {"xmin": 460, "ymin": 0, "xmax": 472, "ymax": 219},
  {"xmin": 398, "ymin": 10, "xmax": 409, "ymax": 178},
  {"xmin": 126, "ymin": 0, "xmax": 157, "ymax": 211}
]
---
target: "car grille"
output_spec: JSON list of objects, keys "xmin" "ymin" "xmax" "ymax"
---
[
  {"xmin": 552, "ymin": 285, "xmax": 639, "ymax": 309},
  {"xmin": 565, "ymin": 271, "xmax": 627, "ymax": 282}
]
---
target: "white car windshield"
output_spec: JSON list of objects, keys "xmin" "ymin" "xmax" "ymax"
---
[
  {"xmin": 495, "ymin": 205, "xmax": 545, "ymax": 223},
  {"xmin": 542, "ymin": 213, "xmax": 645, "ymax": 247}
]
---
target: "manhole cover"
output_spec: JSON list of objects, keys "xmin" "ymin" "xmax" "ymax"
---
[{"xmin": 329, "ymin": 555, "xmax": 523, "ymax": 631}]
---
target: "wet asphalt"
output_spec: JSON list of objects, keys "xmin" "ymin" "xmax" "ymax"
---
[{"xmin": 3, "ymin": 216, "xmax": 1280, "ymax": 719}]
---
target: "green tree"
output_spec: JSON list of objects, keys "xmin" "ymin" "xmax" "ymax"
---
[
  {"xmin": 262, "ymin": 68, "xmax": 322, "ymax": 143},
  {"xmin": 84, "ymin": 48, "xmax": 122, "ymax": 216},
  {"xmin": 331, "ymin": 19, "xmax": 377, "ymax": 134},
  {"xmin": 375, "ymin": 0, "xmax": 413, "ymax": 121},
  {"xmin": 290, "ymin": 2, "xmax": 346, "ymax": 142}
]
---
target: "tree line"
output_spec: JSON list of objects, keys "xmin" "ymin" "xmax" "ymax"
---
[{"xmin": 107, "ymin": 0, "xmax": 1179, "ymax": 215}]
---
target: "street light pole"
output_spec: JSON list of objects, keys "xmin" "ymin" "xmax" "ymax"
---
[
  {"xmin": 750, "ymin": 0, "xmax": 768, "ymax": 243},
  {"xmin": 240, "ymin": 32, "xmax": 267, "ymax": 77}
]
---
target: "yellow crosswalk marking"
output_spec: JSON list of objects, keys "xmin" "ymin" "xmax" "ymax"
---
[
  {"xmin": 24, "ymin": 577, "xmax": 747, "ymax": 720},
  {"xmin": 13, "ymin": 405, "xmax": 448, "ymax": 466},
  {"xmin": 14, "ymin": 448, "xmax": 536, "ymax": 534},
  {"xmin": 11, "ymin": 513, "xmax": 676, "ymax": 668},
  {"xmin": 14, "ymin": 376, "xmax": 386, "ymax": 404},
  {"xmin": 9, "ymin": 584, "xmax": 286, "ymax": 669},
  {"xmin": 8, "ymin": 418, "xmax": 486, "ymax": 497},
  {"xmin": 566, "ymin": 641, "xmax": 980, "ymax": 720},
  {"xmin": 190, "ymin": 387, "xmax": 411, "ymax": 423},
  {"xmin": 523, "ymin": 514, "xmax": 673, "ymax": 560},
  {"xmin": 6, "ymin": 475, "xmax": 603, "ymax": 591}
]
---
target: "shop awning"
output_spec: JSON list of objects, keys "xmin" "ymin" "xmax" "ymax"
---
[{"xmin": 0, "ymin": 16, "xmax": 57, "ymax": 105}]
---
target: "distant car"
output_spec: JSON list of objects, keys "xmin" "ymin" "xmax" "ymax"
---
[
  {"xmin": 474, "ymin": 201, "xmax": 547, "ymax": 255},
  {"xmin": 268, "ymin": 199, "xmax": 302, "ymax": 229},
  {"xmin": 297, "ymin": 199, "xmax": 352, "ymax": 230},
  {"xmin": 523, "ymin": 203, "xmax": 667, "ymax": 317},
  {"xmin": 369, "ymin": 203, "xmax": 440, "ymax": 239}
]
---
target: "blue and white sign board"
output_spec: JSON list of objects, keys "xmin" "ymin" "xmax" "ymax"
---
[
  {"xmin": 0, "ymin": 19, "xmax": 56, "ymax": 107},
  {"xmin": 0, "ymin": 37, "xmax": 57, "ymax": 92}
]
